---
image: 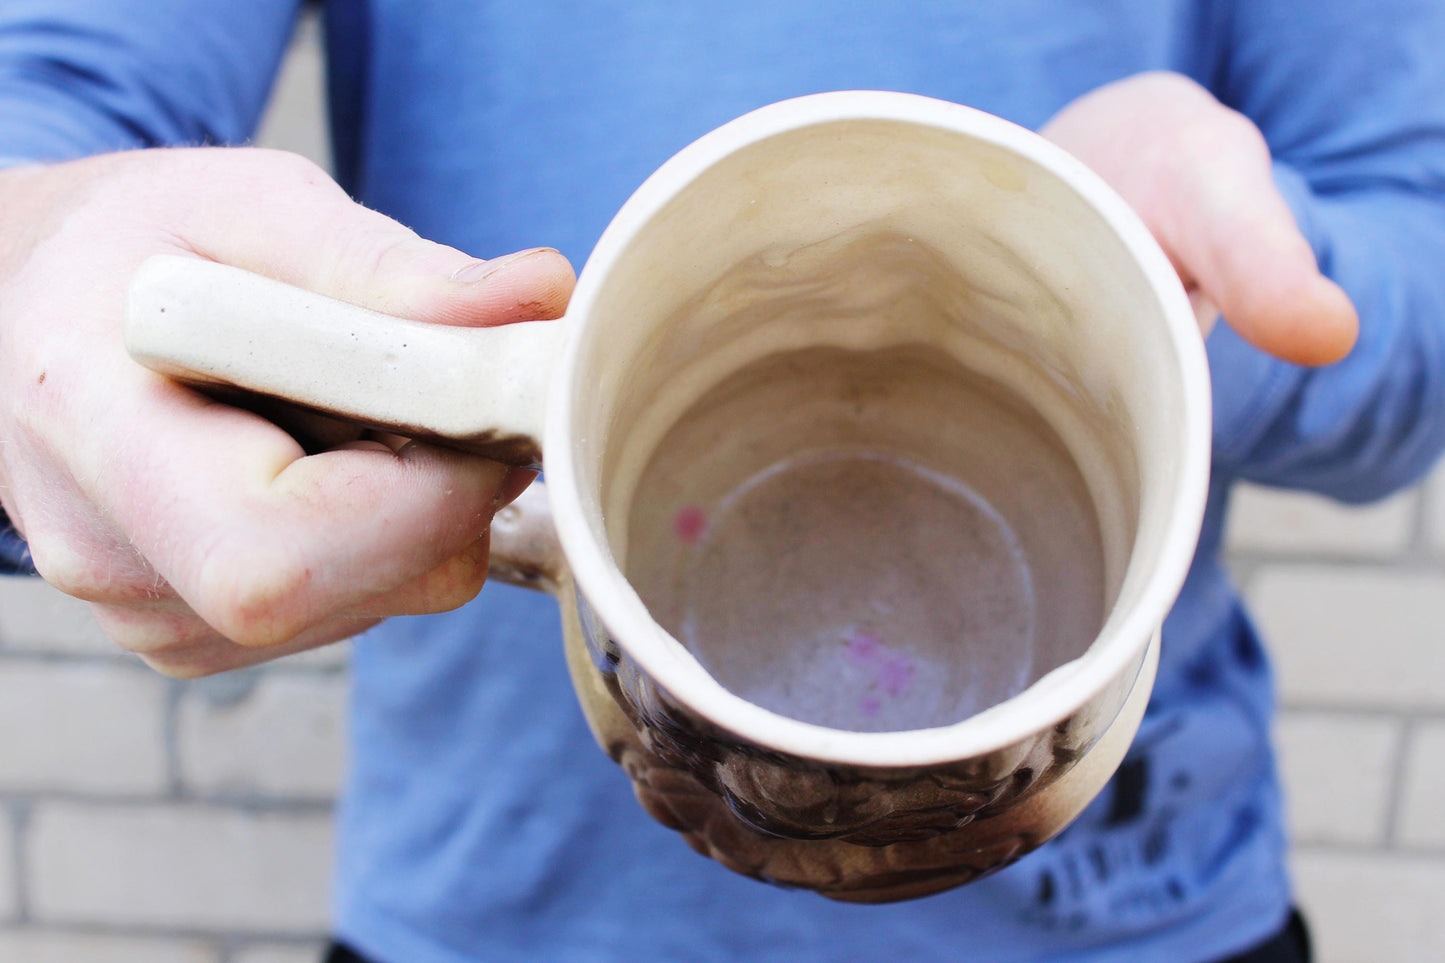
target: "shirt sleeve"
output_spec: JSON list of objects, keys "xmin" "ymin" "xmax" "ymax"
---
[
  {"xmin": 0, "ymin": 0, "xmax": 302, "ymax": 161},
  {"xmin": 1206, "ymin": 0, "xmax": 1445, "ymax": 502}
]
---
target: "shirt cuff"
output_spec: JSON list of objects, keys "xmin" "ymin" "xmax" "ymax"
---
[{"xmin": 0, "ymin": 510, "xmax": 37, "ymax": 576}]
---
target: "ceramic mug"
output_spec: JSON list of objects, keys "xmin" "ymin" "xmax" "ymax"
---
[{"xmin": 125, "ymin": 91, "xmax": 1211, "ymax": 903}]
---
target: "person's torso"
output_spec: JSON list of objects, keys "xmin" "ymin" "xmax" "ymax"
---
[{"xmin": 324, "ymin": 4, "xmax": 1290, "ymax": 961}]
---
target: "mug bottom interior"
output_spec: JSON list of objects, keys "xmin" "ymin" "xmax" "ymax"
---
[{"xmin": 624, "ymin": 344, "xmax": 1107, "ymax": 732}]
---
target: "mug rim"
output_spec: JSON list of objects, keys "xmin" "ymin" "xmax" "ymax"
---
[{"xmin": 545, "ymin": 89, "xmax": 1211, "ymax": 767}]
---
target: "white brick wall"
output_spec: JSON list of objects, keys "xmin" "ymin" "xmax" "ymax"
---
[
  {"xmin": 1249, "ymin": 567, "xmax": 1445, "ymax": 709},
  {"xmin": 1291, "ymin": 851, "xmax": 1445, "ymax": 963},
  {"xmin": 1273, "ymin": 712, "xmax": 1401, "ymax": 846},
  {"xmin": 1233, "ymin": 471, "xmax": 1445, "ymax": 963},
  {"xmin": 0, "ymin": 577, "xmax": 115, "ymax": 657},
  {"xmin": 177, "ymin": 674, "xmax": 347, "ymax": 800},
  {"xmin": 1226, "ymin": 485, "xmax": 1418, "ymax": 557},
  {"xmin": 0, "ymin": 662, "xmax": 167, "ymax": 795},
  {"xmin": 27, "ymin": 802, "xmax": 333, "ymax": 932}
]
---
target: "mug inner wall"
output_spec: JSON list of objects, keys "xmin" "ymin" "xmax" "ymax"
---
[{"xmin": 570, "ymin": 118, "xmax": 1171, "ymax": 734}]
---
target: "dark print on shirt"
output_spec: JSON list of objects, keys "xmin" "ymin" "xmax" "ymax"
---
[{"xmin": 1017, "ymin": 691, "xmax": 1272, "ymax": 933}]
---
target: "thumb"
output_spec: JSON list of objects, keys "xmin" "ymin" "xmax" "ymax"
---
[
  {"xmin": 1157, "ymin": 131, "xmax": 1358, "ymax": 366},
  {"xmin": 172, "ymin": 149, "xmax": 576, "ymax": 328}
]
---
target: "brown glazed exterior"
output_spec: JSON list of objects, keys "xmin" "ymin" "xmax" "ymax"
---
[{"xmin": 562, "ymin": 583, "xmax": 1146, "ymax": 904}]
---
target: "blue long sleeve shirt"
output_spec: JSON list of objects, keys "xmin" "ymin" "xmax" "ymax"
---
[{"xmin": 3, "ymin": 2, "xmax": 1445, "ymax": 961}]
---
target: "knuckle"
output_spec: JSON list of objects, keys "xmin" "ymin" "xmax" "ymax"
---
[
  {"xmin": 320, "ymin": 229, "xmax": 429, "ymax": 309},
  {"xmin": 193, "ymin": 543, "xmax": 315, "ymax": 648},
  {"xmin": 1167, "ymin": 105, "xmax": 1264, "ymax": 160},
  {"xmin": 248, "ymin": 146, "xmax": 334, "ymax": 189},
  {"xmin": 1139, "ymin": 70, "xmax": 1206, "ymax": 98},
  {"xmin": 26, "ymin": 530, "xmax": 173, "ymax": 604},
  {"xmin": 90, "ymin": 603, "xmax": 217, "ymax": 658},
  {"xmin": 28, "ymin": 536, "xmax": 114, "ymax": 601}
]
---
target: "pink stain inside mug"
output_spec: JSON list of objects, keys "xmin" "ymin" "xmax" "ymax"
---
[
  {"xmin": 845, "ymin": 630, "xmax": 883, "ymax": 664},
  {"xmin": 842, "ymin": 628, "xmax": 916, "ymax": 699},
  {"xmin": 876, "ymin": 654, "xmax": 916, "ymax": 696},
  {"xmin": 672, "ymin": 505, "xmax": 709, "ymax": 544}
]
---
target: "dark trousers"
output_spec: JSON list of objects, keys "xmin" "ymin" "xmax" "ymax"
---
[{"xmin": 324, "ymin": 908, "xmax": 1312, "ymax": 963}]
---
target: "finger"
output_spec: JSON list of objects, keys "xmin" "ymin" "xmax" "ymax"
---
[
  {"xmin": 94, "ymin": 600, "xmax": 376, "ymax": 678},
  {"xmin": 152, "ymin": 150, "xmax": 576, "ymax": 328},
  {"xmin": 1156, "ymin": 116, "xmax": 1359, "ymax": 366},
  {"xmin": 149, "ymin": 627, "xmax": 365, "ymax": 676},
  {"xmin": 97, "ymin": 532, "xmax": 495, "ymax": 676},
  {"xmin": 354, "ymin": 529, "xmax": 492, "ymax": 618},
  {"xmin": 3, "ymin": 464, "xmax": 177, "ymax": 606},
  {"xmin": 97, "ymin": 380, "xmax": 511, "ymax": 648},
  {"xmin": 351, "ymin": 440, "xmax": 533, "ymax": 510},
  {"xmin": 495, "ymin": 467, "xmax": 538, "ymax": 511},
  {"xmin": 91, "ymin": 601, "xmax": 232, "ymax": 657}
]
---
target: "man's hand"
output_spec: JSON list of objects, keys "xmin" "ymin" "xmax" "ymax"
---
[
  {"xmin": 1043, "ymin": 71, "xmax": 1358, "ymax": 366},
  {"xmin": 0, "ymin": 148, "xmax": 574, "ymax": 676}
]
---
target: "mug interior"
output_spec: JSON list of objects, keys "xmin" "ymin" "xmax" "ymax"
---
[
  {"xmin": 551, "ymin": 94, "xmax": 1206, "ymax": 757},
  {"xmin": 624, "ymin": 335, "xmax": 1106, "ymax": 733}
]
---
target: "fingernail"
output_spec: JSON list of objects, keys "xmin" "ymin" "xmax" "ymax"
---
[
  {"xmin": 490, "ymin": 467, "xmax": 535, "ymax": 510},
  {"xmin": 451, "ymin": 248, "xmax": 553, "ymax": 284}
]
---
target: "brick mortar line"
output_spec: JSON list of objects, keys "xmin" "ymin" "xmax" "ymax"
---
[
  {"xmin": 0, "ymin": 919, "xmax": 330, "ymax": 946},
  {"xmin": 0, "ymin": 791, "xmax": 334, "ymax": 815},
  {"xmin": 1225, "ymin": 550, "xmax": 1445, "ymax": 572},
  {"xmin": 219, "ymin": 932, "xmax": 327, "ymax": 963},
  {"xmin": 1417, "ymin": 470, "xmax": 1442, "ymax": 537},
  {"xmin": 1278, "ymin": 701, "xmax": 1445, "ymax": 720},
  {"xmin": 1222, "ymin": 556, "xmax": 1259, "ymax": 582},
  {"xmin": 1404, "ymin": 480, "xmax": 1432, "ymax": 555},
  {"xmin": 167, "ymin": 787, "xmax": 340, "ymax": 810},
  {"xmin": 0, "ymin": 650, "xmax": 139, "ymax": 668},
  {"xmin": 6, "ymin": 800, "xmax": 29, "ymax": 925},
  {"xmin": 0, "ymin": 648, "xmax": 348, "ymax": 676},
  {"xmin": 1382, "ymin": 715, "xmax": 1416, "ymax": 848},
  {"xmin": 1291, "ymin": 840, "xmax": 1445, "ymax": 861},
  {"xmin": 164, "ymin": 677, "xmax": 186, "ymax": 800}
]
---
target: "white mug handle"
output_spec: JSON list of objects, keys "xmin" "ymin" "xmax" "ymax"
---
[
  {"xmin": 124, "ymin": 254, "xmax": 568, "ymax": 591},
  {"xmin": 124, "ymin": 254, "xmax": 564, "ymax": 466}
]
